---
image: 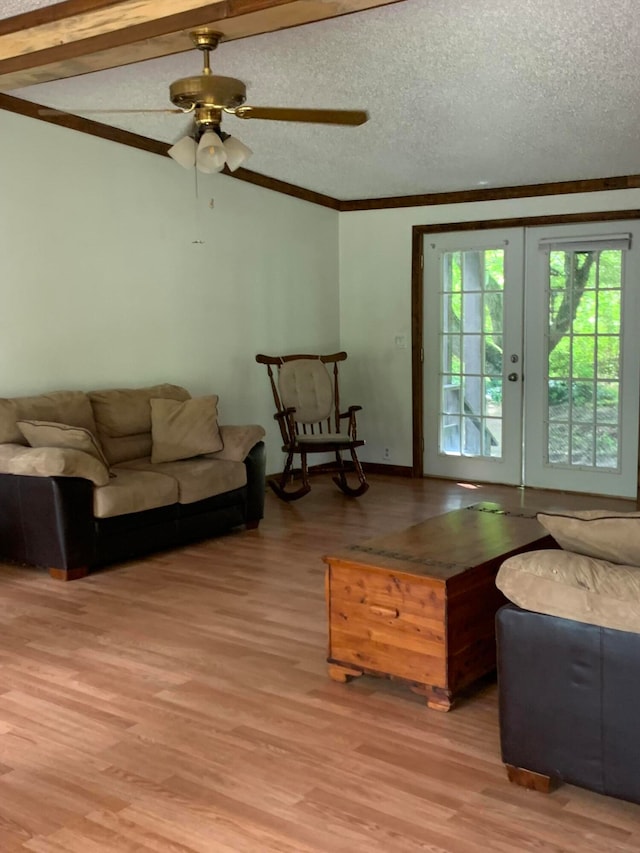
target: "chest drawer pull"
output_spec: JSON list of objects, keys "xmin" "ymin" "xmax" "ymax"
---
[{"xmin": 369, "ymin": 604, "xmax": 399, "ymax": 619}]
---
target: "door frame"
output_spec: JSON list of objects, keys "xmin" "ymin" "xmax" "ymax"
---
[{"xmin": 411, "ymin": 209, "xmax": 640, "ymax": 477}]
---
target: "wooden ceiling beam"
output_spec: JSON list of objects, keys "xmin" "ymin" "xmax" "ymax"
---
[{"xmin": 0, "ymin": 0, "xmax": 404, "ymax": 91}]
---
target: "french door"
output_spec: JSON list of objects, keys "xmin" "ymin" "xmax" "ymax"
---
[{"xmin": 423, "ymin": 221, "xmax": 640, "ymax": 498}]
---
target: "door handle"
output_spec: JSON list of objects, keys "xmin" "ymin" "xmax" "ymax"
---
[{"xmin": 508, "ymin": 373, "xmax": 519, "ymax": 382}]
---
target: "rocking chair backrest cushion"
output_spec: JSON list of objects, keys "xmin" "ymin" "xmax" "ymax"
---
[{"xmin": 278, "ymin": 359, "xmax": 333, "ymax": 424}]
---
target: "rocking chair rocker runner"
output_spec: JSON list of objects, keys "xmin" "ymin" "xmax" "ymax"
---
[{"xmin": 256, "ymin": 352, "xmax": 369, "ymax": 501}]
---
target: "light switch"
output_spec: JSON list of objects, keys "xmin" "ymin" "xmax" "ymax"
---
[{"xmin": 394, "ymin": 335, "xmax": 407, "ymax": 349}]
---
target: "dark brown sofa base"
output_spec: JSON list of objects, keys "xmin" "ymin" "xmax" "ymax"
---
[
  {"xmin": 0, "ymin": 442, "xmax": 266, "ymax": 579},
  {"xmin": 496, "ymin": 603, "xmax": 640, "ymax": 805}
]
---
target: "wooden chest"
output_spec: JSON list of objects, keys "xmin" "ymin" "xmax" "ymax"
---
[{"xmin": 324, "ymin": 503, "xmax": 553, "ymax": 710}]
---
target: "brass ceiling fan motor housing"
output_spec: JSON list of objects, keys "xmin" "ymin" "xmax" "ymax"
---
[
  {"xmin": 169, "ymin": 74, "xmax": 246, "ymax": 111},
  {"xmin": 169, "ymin": 29, "xmax": 247, "ymax": 112}
]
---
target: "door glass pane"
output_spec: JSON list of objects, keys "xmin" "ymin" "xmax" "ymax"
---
[
  {"xmin": 597, "ymin": 337, "xmax": 619, "ymax": 378},
  {"xmin": 462, "ymin": 335, "xmax": 482, "ymax": 373},
  {"xmin": 596, "ymin": 426, "xmax": 618, "ymax": 467},
  {"xmin": 548, "ymin": 423, "xmax": 569, "ymax": 464},
  {"xmin": 545, "ymin": 249, "xmax": 623, "ymax": 471},
  {"xmin": 596, "ymin": 382, "xmax": 619, "ymax": 422},
  {"xmin": 438, "ymin": 248, "xmax": 504, "ymax": 458}
]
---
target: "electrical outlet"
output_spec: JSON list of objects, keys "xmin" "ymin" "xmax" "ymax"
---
[{"xmin": 383, "ymin": 447, "xmax": 391, "ymax": 461}]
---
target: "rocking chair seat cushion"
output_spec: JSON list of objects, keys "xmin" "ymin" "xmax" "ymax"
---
[{"xmin": 295, "ymin": 433, "xmax": 356, "ymax": 446}]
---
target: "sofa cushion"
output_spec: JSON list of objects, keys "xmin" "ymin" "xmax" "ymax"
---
[
  {"xmin": 0, "ymin": 391, "xmax": 96, "ymax": 445},
  {"xmin": 537, "ymin": 509, "xmax": 640, "ymax": 566},
  {"xmin": 0, "ymin": 443, "xmax": 109, "ymax": 486},
  {"xmin": 496, "ymin": 549, "xmax": 640, "ymax": 634},
  {"xmin": 93, "ymin": 468, "xmax": 179, "ymax": 518},
  {"xmin": 0, "ymin": 399, "xmax": 21, "ymax": 443},
  {"xmin": 89, "ymin": 384, "xmax": 190, "ymax": 465},
  {"xmin": 206, "ymin": 424, "xmax": 266, "ymax": 462},
  {"xmin": 17, "ymin": 420, "xmax": 110, "ymax": 469},
  {"xmin": 150, "ymin": 395, "xmax": 223, "ymax": 464},
  {"xmin": 117, "ymin": 456, "xmax": 246, "ymax": 505}
]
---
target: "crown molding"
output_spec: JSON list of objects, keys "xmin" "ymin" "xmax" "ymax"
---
[
  {"xmin": 0, "ymin": 91, "xmax": 169, "ymax": 156},
  {"xmin": 0, "ymin": 92, "xmax": 340, "ymax": 208},
  {"xmin": 337, "ymin": 175, "xmax": 640, "ymax": 211},
  {"xmin": 229, "ymin": 167, "xmax": 340, "ymax": 209},
  {"xmin": 3, "ymin": 92, "xmax": 640, "ymax": 212}
]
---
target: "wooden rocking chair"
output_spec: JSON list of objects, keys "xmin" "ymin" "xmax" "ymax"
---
[{"xmin": 256, "ymin": 352, "xmax": 369, "ymax": 501}]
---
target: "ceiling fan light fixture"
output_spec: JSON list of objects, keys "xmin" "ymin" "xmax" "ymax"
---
[
  {"xmin": 196, "ymin": 131, "xmax": 226, "ymax": 173},
  {"xmin": 168, "ymin": 135, "xmax": 196, "ymax": 168},
  {"xmin": 222, "ymin": 135, "xmax": 253, "ymax": 172}
]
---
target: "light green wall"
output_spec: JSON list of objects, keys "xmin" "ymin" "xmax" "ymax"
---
[
  {"xmin": 339, "ymin": 190, "xmax": 640, "ymax": 467},
  {"xmin": 0, "ymin": 109, "xmax": 340, "ymax": 467},
  {"xmin": 5, "ymin": 107, "xmax": 640, "ymax": 474}
]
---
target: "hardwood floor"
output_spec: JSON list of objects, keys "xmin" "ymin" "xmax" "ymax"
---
[{"xmin": 1, "ymin": 474, "xmax": 639, "ymax": 852}]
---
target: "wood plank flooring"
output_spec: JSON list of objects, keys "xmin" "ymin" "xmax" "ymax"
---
[{"xmin": 1, "ymin": 475, "xmax": 639, "ymax": 852}]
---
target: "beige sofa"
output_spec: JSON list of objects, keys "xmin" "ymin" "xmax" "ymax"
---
[{"xmin": 0, "ymin": 383, "xmax": 266, "ymax": 580}]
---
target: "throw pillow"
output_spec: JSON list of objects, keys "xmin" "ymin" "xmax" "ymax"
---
[
  {"xmin": 17, "ymin": 419, "xmax": 111, "ymax": 469},
  {"xmin": 150, "ymin": 395, "xmax": 223, "ymax": 464},
  {"xmin": 537, "ymin": 509, "xmax": 640, "ymax": 566}
]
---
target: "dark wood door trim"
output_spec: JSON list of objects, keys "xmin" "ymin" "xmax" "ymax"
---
[{"xmin": 411, "ymin": 209, "xmax": 640, "ymax": 477}]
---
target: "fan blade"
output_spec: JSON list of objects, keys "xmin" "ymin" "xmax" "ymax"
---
[
  {"xmin": 233, "ymin": 106, "xmax": 368, "ymax": 125},
  {"xmin": 38, "ymin": 108, "xmax": 184, "ymax": 116}
]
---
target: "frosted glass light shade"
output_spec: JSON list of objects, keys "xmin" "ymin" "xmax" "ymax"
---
[
  {"xmin": 196, "ymin": 132, "xmax": 226, "ymax": 173},
  {"xmin": 222, "ymin": 135, "xmax": 253, "ymax": 171},
  {"xmin": 168, "ymin": 136, "xmax": 196, "ymax": 168}
]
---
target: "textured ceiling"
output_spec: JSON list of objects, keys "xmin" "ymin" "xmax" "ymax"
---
[
  {"xmin": 5, "ymin": 0, "xmax": 640, "ymax": 200},
  {"xmin": 1, "ymin": 0, "xmax": 54, "ymax": 13}
]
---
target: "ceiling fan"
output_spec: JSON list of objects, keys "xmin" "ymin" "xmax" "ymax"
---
[{"xmin": 40, "ymin": 29, "xmax": 369, "ymax": 174}]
